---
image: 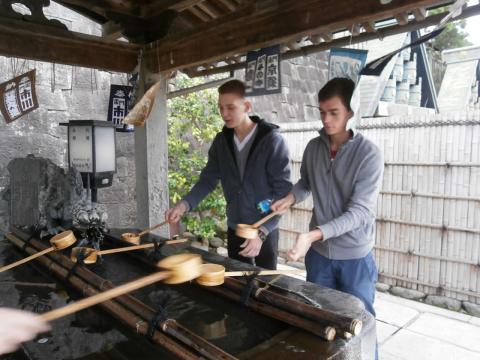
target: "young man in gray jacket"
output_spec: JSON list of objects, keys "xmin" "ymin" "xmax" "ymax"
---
[
  {"xmin": 166, "ymin": 80, "xmax": 292, "ymax": 269},
  {"xmin": 271, "ymin": 77, "xmax": 384, "ymax": 317}
]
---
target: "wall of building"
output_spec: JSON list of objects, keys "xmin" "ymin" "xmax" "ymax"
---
[
  {"xmin": 0, "ymin": 2, "xmax": 137, "ymax": 234},
  {"xmin": 246, "ymin": 53, "xmax": 329, "ymax": 124}
]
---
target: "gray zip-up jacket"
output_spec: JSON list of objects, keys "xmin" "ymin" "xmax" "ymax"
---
[
  {"xmin": 183, "ymin": 116, "xmax": 292, "ymax": 234},
  {"xmin": 291, "ymin": 129, "xmax": 384, "ymax": 260}
]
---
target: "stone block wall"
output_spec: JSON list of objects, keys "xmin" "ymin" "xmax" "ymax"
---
[
  {"xmin": 0, "ymin": 2, "xmax": 137, "ymax": 234},
  {"xmin": 247, "ymin": 52, "xmax": 329, "ymax": 124}
]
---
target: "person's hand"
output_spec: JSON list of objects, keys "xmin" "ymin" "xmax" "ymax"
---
[
  {"xmin": 270, "ymin": 193, "xmax": 295, "ymax": 214},
  {"xmin": 165, "ymin": 201, "xmax": 188, "ymax": 224},
  {"xmin": 0, "ymin": 308, "xmax": 50, "ymax": 355},
  {"xmin": 287, "ymin": 229, "xmax": 322, "ymax": 261},
  {"xmin": 238, "ymin": 236, "xmax": 263, "ymax": 258}
]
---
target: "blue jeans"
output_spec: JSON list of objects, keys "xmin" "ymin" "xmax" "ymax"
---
[
  {"xmin": 305, "ymin": 249, "xmax": 378, "ymax": 316},
  {"xmin": 306, "ymin": 249, "xmax": 378, "ymax": 359}
]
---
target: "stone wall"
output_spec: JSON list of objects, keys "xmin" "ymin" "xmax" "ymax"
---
[
  {"xmin": 0, "ymin": 2, "xmax": 137, "ymax": 234},
  {"xmin": 247, "ymin": 52, "xmax": 329, "ymax": 124}
]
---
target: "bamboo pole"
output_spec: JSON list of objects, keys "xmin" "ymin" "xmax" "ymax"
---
[
  {"xmin": 5, "ymin": 233, "xmax": 200, "ymax": 360},
  {"xmin": 222, "ymin": 277, "xmax": 362, "ymax": 336},
  {"xmin": 98, "ymin": 239, "xmax": 187, "ymax": 255},
  {"xmin": 204, "ymin": 282, "xmax": 336, "ymax": 341},
  {"xmin": 0, "ymin": 247, "xmax": 54, "ymax": 272},
  {"xmin": 39, "ymin": 270, "xmax": 172, "ymax": 322},
  {"xmin": 7, "ymin": 231, "xmax": 238, "ymax": 360},
  {"xmin": 100, "ymin": 232, "xmax": 338, "ymax": 341},
  {"xmin": 374, "ymin": 245, "xmax": 480, "ymax": 266}
]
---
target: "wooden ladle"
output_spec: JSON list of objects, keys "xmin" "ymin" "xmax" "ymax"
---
[
  {"xmin": 70, "ymin": 238, "xmax": 188, "ymax": 264},
  {"xmin": 0, "ymin": 230, "xmax": 76, "ymax": 273},
  {"xmin": 121, "ymin": 221, "xmax": 168, "ymax": 245},
  {"xmin": 196, "ymin": 263, "xmax": 305, "ymax": 286},
  {"xmin": 39, "ymin": 253, "xmax": 202, "ymax": 322},
  {"xmin": 235, "ymin": 212, "xmax": 280, "ymax": 239}
]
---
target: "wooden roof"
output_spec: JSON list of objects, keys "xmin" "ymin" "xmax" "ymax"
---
[{"xmin": 0, "ymin": 0, "xmax": 476, "ymax": 75}]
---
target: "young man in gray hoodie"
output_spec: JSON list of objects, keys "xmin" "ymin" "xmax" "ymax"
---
[
  {"xmin": 271, "ymin": 77, "xmax": 384, "ymax": 317},
  {"xmin": 166, "ymin": 80, "xmax": 292, "ymax": 269}
]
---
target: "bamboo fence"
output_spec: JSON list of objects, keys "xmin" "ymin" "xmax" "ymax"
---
[{"xmin": 278, "ymin": 111, "xmax": 480, "ymax": 304}]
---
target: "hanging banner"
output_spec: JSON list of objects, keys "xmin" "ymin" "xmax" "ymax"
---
[
  {"xmin": 360, "ymin": 27, "xmax": 444, "ymax": 76},
  {"xmin": 107, "ymin": 84, "xmax": 134, "ymax": 132},
  {"xmin": 328, "ymin": 48, "xmax": 368, "ymax": 83},
  {"xmin": 328, "ymin": 48, "xmax": 368, "ymax": 130},
  {"xmin": 245, "ymin": 45, "xmax": 281, "ymax": 96},
  {"xmin": 0, "ymin": 70, "xmax": 38, "ymax": 124}
]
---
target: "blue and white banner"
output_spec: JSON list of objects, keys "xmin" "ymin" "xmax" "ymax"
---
[
  {"xmin": 245, "ymin": 45, "xmax": 281, "ymax": 96},
  {"xmin": 328, "ymin": 48, "xmax": 368, "ymax": 84},
  {"xmin": 328, "ymin": 48, "xmax": 368, "ymax": 129}
]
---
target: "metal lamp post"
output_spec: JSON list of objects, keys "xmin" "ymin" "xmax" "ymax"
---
[{"xmin": 62, "ymin": 120, "xmax": 116, "ymax": 203}]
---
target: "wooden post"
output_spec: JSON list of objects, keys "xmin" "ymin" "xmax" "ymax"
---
[{"xmin": 134, "ymin": 64, "xmax": 169, "ymax": 237}]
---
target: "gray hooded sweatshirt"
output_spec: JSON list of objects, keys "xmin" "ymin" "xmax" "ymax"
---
[{"xmin": 291, "ymin": 129, "xmax": 384, "ymax": 260}]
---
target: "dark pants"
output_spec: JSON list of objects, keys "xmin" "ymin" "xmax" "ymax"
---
[
  {"xmin": 306, "ymin": 249, "xmax": 378, "ymax": 359},
  {"xmin": 305, "ymin": 249, "xmax": 377, "ymax": 315},
  {"xmin": 227, "ymin": 228, "xmax": 278, "ymax": 270}
]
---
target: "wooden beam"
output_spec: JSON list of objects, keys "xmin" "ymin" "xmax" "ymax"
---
[
  {"xmin": 57, "ymin": 0, "xmax": 138, "ymax": 17},
  {"xmin": 0, "ymin": 17, "xmax": 139, "ymax": 73},
  {"xmin": 217, "ymin": 0, "xmax": 237, "ymax": 12},
  {"xmin": 186, "ymin": 4, "xmax": 480, "ymax": 77},
  {"xmin": 187, "ymin": 5, "xmax": 212, "ymax": 22},
  {"xmin": 102, "ymin": 20, "xmax": 123, "ymax": 40},
  {"xmin": 394, "ymin": 12, "xmax": 410, "ymax": 25},
  {"xmin": 140, "ymin": 0, "xmax": 205, "ymax": 17},
  {"xmin": 146, "ymin": 0, "xmax": 449, "ymax": 72},
  {"xmin": 362, "ymin": 21, "xmax": 377, "ymax": 33},
  {"xmin": 196, "ymin": 1, "xmax": 222, "ymax": 19},
  {"xmin": 413, "ymin": 7, "xmax": 427, "ymax": 21}
]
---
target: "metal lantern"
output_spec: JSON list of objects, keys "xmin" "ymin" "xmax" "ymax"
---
[{"xmin": 62, "ymin": 120, "xmax": 116, "ymax": 202}]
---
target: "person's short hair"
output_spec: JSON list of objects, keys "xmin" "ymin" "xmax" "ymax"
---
[
  {"xmin": 318, "ymin": 77, "xmax": 355, "ymax": 112},
  {"xmin": 218, "ymin": 79, "xmax": 246, "ymax": 98}
]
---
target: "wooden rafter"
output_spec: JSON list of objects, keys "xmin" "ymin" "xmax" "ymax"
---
[
  {"xmin": 196, "ymin": 1, "xmax": 222, "ymax": 19},
  {"xmin": 146, "ymin": 0, "xmax": 449, "ymax": 72},
  {"xmin": 187, "ymin": 5, "xmax": 212, "ymax": 22},
  {"xmin": 217, "ymin": 0, "xmax": 237, "ymax": 12},
  {"xmin": 0, "ymin": 17, "xmax": 139, "ymax": 73},
  {"xmin": 140, "ymin": 0, "xmax": 205, "ymax": 17},
  {"xmin": 185, "ymin": 4, "xmax": 480, "ymax": 77}
]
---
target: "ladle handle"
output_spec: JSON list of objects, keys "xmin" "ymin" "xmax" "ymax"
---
[
  {"xmin": 39, "ymin": 271, "xmax": 171, "ymax": 322},
  {"xmin": 97, "ymin": 239, "xmax": 187, "ymax": 255},
  {"xmin": 97, "ymin": 243, "xmax": 154, "ymax": 255},
  {"xmin": 0, "ymin": 247, "xmax": 55, "ymax": 273},
  {"xmin": 138, "ymin": 221, "xmax": 168, "ymax": 237},
  {"xmin": 252, "ymin": 211, "xmax": 280, "ymax": 229},
  {"xmin": 224, "ymin": 269, "xmax": 305, "ymax": 277}
]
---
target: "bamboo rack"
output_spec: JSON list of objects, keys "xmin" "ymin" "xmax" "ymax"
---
[
  {"xmin": 101, "ymin": 232, "xmax": 340, "ymax": 341},
  {"xmin": 7, "ymin": 231, "xmax": 238, "ymax": 360},
  {"xmin": 222, "ymin": 277, "xmax": 362, "ymax": 336}
]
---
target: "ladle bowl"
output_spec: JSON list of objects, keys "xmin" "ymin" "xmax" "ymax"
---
[
  {"xmin": 196, "ymin": 263, "xmax": 305, "ymax": 286},
  {"xmin": 235, "ymin": 212, "xmax": 279, "ymax": 239},
  {"xmin": 70, "ymin": 238, "xmax": 188, "ymax": 264},
  {"xmin": 40, "ymin": 253, "xmax": 203, "ymax": 322},
  {"xmin": 0, "ymin": 230, "xmax": 77, "ymax": 273}
]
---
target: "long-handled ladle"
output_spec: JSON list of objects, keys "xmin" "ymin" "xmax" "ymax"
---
[
  {"xmin": 70, "ymin": 238, "xmax": 188, "ymax": 264},
  {"xmin": 235, "ymin": 212, "xmax": 280, "ymax": 239},
  {"xmin": 121, "ymin": 221, "xmax": 168, "ymax": 244},
  {"xmin": 196, "ymin": 263, "xmax": 305, "ymax": 286},
  {"xmin": 39, "ymin": 253, "xmax": 202, "ymax": 322},
  {"xmin": 0, "ymin": 230, "xmax": 77, "ymax": 273}
]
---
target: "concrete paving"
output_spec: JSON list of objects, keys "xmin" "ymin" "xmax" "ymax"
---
[
  {"xmin": 278, "ymin": 263, "xmax": 480, "ymax": 359},
  {"xmin": 376, "ymin": 292, "xmax": 480, "ymax": 360},
  {"xmin": 277, "ymin": 264, "xmax": 480, "ymax": 359}
]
